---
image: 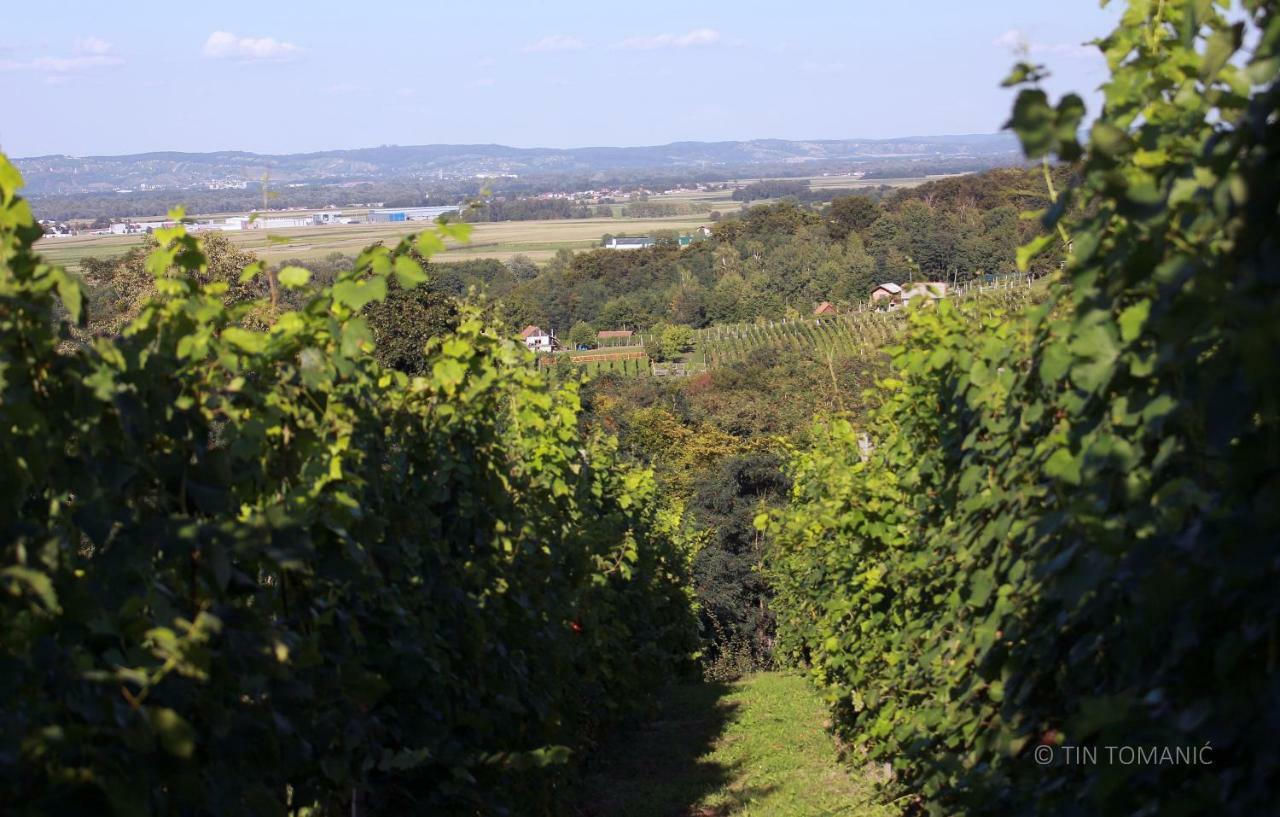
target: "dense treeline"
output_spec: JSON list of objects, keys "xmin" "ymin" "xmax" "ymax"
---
[
  {"xmin": 765, "ymin": 3, "xmax": 1279, "ymax": 815},
  {"xmin": 462, "ymin": 197, "xmax": 596, "ymax": 222},
  {"xmin": 619, "ymin": 200, "xmax": 710, "ymax": 218},
  {"xmin": 500, "ymin": 167, "xmax": 1059, "ymax": 333},
  {"xmin": 730, "ymin": 179, "xmax": 890, "ymax": 204},
  {"xmin": 0, "ymin": 160, "xmax": 696, "ymax": 815}
]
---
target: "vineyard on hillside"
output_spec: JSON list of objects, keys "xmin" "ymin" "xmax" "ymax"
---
[
  {"xmin": 547, "ymin": 277, "xmax": 1042, "ymax": 378},
  {"xmin": 695, "ymin": 278, "xmax": 1040, "ymax": 369}
]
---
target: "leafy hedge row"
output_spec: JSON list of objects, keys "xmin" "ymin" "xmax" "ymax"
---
[
  {"xmin": 0, "ymin": 156, "xmax": 695, "ymax": 816},
  {"xmin": 764, "ymin": 2, "xmax": 1278, "ymax": 815}
]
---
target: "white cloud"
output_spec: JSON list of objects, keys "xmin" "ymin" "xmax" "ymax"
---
[
  {"xmin": 994, "ymin": 28, "xmax": 1093, "ymax": 59},
  {"xmin": 203, "ymin": 30, "xmax": 302, "ymax": 62},
  {"xmin": 74, "ymin": 36, "xmax": 113, "ymax": 56},
  {"xmin": 994, "ymin": 29, "xmax": 1027, "ymax": 52},
  {"xmin": 0, "ymin": 37, "xmax": 123, "ymax": 73},
  {"xmin": 615, "ymin": 28, "xmax": 721, "ymax": 50},
  {"xmin": 522, "ymin": 34, "xmax": 585, "ymax": 53},
  {"xmin": 30, "ymin": 54, "xmax": 124, "ymax": 71},
  {"xmin": 326, "ymin": 82, "xmax": 361, "ymax": 94}
]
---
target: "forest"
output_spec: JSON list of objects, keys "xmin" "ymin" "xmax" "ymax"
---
[
  {"xmin": 495, "ymin": 165, "xmax": 1065, "ymax": 333},
  {"xmin": 2, "ymin": 0, "xmax": 1277, "ymax": 815}
]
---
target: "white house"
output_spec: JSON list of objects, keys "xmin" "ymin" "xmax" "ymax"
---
[
  {"xmin": 520, "ymin": 325, "xmax": 561, "ymax": 352},
  {"xmin": 870, "ymin": 282, "xmax": 903, "ymax": 303}
]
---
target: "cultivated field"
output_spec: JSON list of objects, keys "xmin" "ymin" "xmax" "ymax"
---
[
  {"xmin": 34, "ymin": 174, "xmax": 931, "ymax": 273},
  {"xmin": 805, "ymin": 174, "xmax": 935, "ymax": 190},
  {"xmin": 36, "ymin": 213, "xmax": 722, "ymax": 272}
]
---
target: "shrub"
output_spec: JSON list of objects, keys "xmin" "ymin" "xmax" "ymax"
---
[
  {"xmin": 0, "ymin": 156, "xmax": 695, "ymax": 816},
  {"xmin": 764, "ymin": 2, "xmax": 1280, "ymax": 814}
]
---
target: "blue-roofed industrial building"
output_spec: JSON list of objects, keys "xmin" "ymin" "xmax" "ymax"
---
[{"xmin": 367, "ymin": 205, "xmax": 461, "ymax": 223}]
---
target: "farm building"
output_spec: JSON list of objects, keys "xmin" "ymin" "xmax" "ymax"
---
[
  {"xmin": 870, "ymin": 282, "xmax": 903, "ymax": 303},
  {"xmin": 367, "ymin": 205, "xmax": 461, "ymax": 223},
  {"xmin": 520, "ymin": 325, "xmax": 561, "ymax": 352},
  {"xmin": 311, "ymin": 211, "xmax": 348, "ymax": 225},
  {"xmin": 605, "ymin": 236, "xmax": 655, "ymax": 250},
  {"xmin": 813, "ymin": 301, "xmax": 838, "ymax": 316},
  {"xmin": 597, "ymin": 329, "xmax": 634, "ymax": 346},
  {"xmin": 256, "ymin": 215, "xmax": 313, "ymax": 229}
]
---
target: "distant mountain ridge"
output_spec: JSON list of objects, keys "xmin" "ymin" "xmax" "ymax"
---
[{"xmin": 14, "ymin": 135, "xmax": 1020, "ymax": 195}]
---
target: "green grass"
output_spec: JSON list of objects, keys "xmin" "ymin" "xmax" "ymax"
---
[{"xmin": 571, "ymin": 673, "xmax": 894, "ymax": 817}]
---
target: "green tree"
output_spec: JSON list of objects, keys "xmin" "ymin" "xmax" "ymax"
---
[
  {"xmin": 506, "ymin": 253, "xmax": 540, "ymax": 280},
  {"xmin": 363, "ymin": 278, "xmax": 461, "ymax": 375},
  {"xmin": 825, "ymin": 194, "xmax": 880, "ymax": 240},
  {"xmin": 650, "ymin": 323, "xmax": 695, "ymax": 362},
  {"xmin": 567, "ymin": 320, "xmax": 596, "ymax": 349}
]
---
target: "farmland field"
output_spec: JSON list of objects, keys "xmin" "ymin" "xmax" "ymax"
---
[
  {"xmin": 35, "ymin": 212, "xmax": 722, "ymax": 272},
  {"xmin": 33, "ymin": 175, "xmax": 934, "ymax": 273}
]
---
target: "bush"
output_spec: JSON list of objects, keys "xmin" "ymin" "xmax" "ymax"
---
[
  {"xmin": 764, "ymin": 3, "xmax": 1280, "ymax": 814},
  {"xmin": 0, "ymin": 157, "xmax": 696, "ymax": 816},
  {"xmin": 648, "ymin": 323, "xmax": 695, "ymax": 362}
]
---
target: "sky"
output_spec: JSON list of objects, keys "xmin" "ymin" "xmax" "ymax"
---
[{"xmin": 0, "ymin": 0, "xmax": 1119, "ymax": 157}]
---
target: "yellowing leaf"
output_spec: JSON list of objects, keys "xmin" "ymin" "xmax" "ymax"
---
[
  {"xmin": 1016, "ymin": 233, "xmax": 1055, "ymax": 272},
  {"xmin": 393, "ymin": 256, "xmax": 428, "ymax": 289},
  {"xmin": 149, "ymin": 708, "xmax": 196, "ymax": 759},
  {"xmin": 1117, "ymin": 300, "xmax": 1150, "ymax": 342},
  {"xmin": 332, "ymin": 276, "xmax": 388, "ymax": 310},
  {"xmin": 277, "ymin": 266, "xmax": 312, "ymax": 289},
  {"xmin": 221, "ymin": 327, "xmax": 267, "ymax": 354}
]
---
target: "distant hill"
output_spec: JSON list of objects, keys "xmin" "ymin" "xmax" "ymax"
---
[{"xmin": 13, "ymin": 135, "xmax": 1020, "ymax": 195}]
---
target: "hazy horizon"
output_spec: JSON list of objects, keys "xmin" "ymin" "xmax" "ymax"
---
[
  {"xmin": 2, "ymin": 0, "xmax": 1116, "ymax": 158},
  {"xmin": 11, "ymin": 132, "xmax": 1017, "ymax": 160}
]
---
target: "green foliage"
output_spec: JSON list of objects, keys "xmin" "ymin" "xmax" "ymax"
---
[
  {"xmin": 765, "ymin": 2, "xmax": 1280, "ymax": 814},
  {"xmin": 825, "ymin": 195, "xmax": 881, "ymax": 240},
  {"xmin": 689, "ymin": 453, "xmax": 790, "ymax": 676},
  {"xmin": 650, "ymin": 324, "xmax": 695, "ymax": 362},
  {"xmin": 362, "ymin": 277, "xmax": 460, "ymax": 375},
  {"xmin": 0, "ymin": 156, "xmax": 695, "ymax": 815},
  {"xmin": 567, "ymin": 321, "xmax": 597, "ymax": 349},
  {"xmin": 463, "ymin": 196, "xmax": 594, "ymax": 222},
  {"xmin": 503, "ymin": 175, "xmax": 1054, "ymax": 335}
]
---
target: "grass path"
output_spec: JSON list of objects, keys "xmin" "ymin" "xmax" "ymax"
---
[{"xmin": 571, "ymin": 673, "xmax": 894, "ymax": 817}]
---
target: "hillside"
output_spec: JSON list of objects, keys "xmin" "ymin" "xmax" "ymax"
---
[{"xmin": 14, "ymin": 134, "xmax": 1020, "ymax": 195}]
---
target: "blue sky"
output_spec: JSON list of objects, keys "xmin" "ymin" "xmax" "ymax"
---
[{"xmin": 0, "ymin": 1, "xmax": 1117, "ymax": 157}]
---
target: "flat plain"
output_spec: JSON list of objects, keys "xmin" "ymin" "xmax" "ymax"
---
[
  {"xmin": 34, "ymin": 175, "xmax": 929, "ymax": 272},
  {"xmin": 36, "ymin": 213, "xmax": 718, "ymax": 270}
]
